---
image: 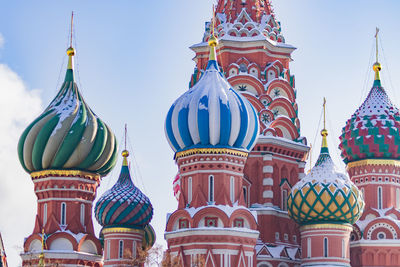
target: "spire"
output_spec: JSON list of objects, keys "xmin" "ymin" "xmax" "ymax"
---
[
  {"xmin": 208, "ymin": 6, "xmax": 218, "ymax": 63},
  {"xmin": 320, "ymin": 97, "xmax": 329, "ymax": 154},
  {"xmin": 373, "ymin": 27, "xmax": 382, "ymax": 87},
  {"xmin": 122, "ymin": 124, "xmax": 129, "ymax": 167},
  {"xmin": 65, "ymin": 12, "xmax": 75, "ymax": 82}
]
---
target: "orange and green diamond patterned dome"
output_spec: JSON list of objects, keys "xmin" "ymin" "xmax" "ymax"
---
[
  {"xmin": 288, "ymin": 128, "xmax": 364, "ymax": 225},
  {"xmin": 17, "ymin": 47, "xmax": 117, "ymax": 176},
  {"xmin": 339, "ymin": 63, "xmax": 400, "ymax": 163}
]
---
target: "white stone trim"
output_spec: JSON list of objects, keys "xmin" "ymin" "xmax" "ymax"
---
[
  {"xmin": 263, "ymin": 190, "xmax": 273, "ymax": 198},
  {"xmin": 263, "ymin": 166, "xmax": 273, "ymax": 173},
  {"xmin": 38, "ymin": 198, "xmax": 93, "ymax": 204},
  {"xmin": 263, "ymin": 178, "xmax": 273, "ymax": 186}
]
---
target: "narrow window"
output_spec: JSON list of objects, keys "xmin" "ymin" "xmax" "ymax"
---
[
  {"xmin": 243, "ymin": 187, "xmax": 248, "ymax": 206},
  {"xmin": 106, "ymin": 240, "xmax": 110, "ymax": 260},
  {"xmin": 188, "ymin": 177, "xmax": 192, "ymax": 204},
  {"xmin": 132, "ymin": 241, "xmax": 136, "ymax": 259},
  {"xmin": 80, "ymin": 204, "xmax": 85, "ymax": 226},
  {"xmin": 307, "ymin": 238, "xmax": 311, "ymax": 258},
  {"xmin": 378, "ymin": 186, "xmax": 383, "ymax": 209},
  {"xmin": 324, "ymin": 237, "xmax": 328, "ymax": 257},
  {"xmin": 342, "ymin": 239, "xmax": 345, "ymax": 258},
  {"xmin": 209, "ymin": 175, "xmax": 214, "ymax": 203},
  {"xmin": 61, "ymin": 202, "xmax": 66, "ymax": 225},
  {"xmin": 230, "ymin": 176, "xmax": 235, "ymax": 203},
  {"xmin": 119, "ymin": 240, "xmax": 124, "ymax": 259},
  {"xmin": 282, "ymin": 189, "xmax": 288, "ymax": 211},
  {"xmin": 397, "ymin": 188, "xmax": 400, "ymax": 208},
  {"xmin": 43, "ymin": 203, "xmax": 48, "ymax": 226}
]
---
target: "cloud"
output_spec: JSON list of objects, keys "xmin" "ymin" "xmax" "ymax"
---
[{"xmin": 0, "ymin": 63, "xmax": 42, "ymax": 267}]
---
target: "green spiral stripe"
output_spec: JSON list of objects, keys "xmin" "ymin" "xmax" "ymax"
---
[
  {"xmin": 52, "ymin": 99, "xmax": 87, "ymax": 168},
  {"xmin": 31, "ymin": 115, "xmax": 60, "ymax": 170},
  {"xmin": 78, "ymin": 118, "xmax": 107, "ymax": 169}
]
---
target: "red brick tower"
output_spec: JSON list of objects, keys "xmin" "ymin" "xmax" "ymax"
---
[{"xmin": 187, "ymin": 1, "xmax": 308, "ymax": 265}]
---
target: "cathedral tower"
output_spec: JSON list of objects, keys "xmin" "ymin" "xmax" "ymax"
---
[
  {"xmin": 185, "ymin": 0, "xmax": 308, "ymax": 264},
  {"xmin": 18, "ymin": 22, "xmax": 117, "ymax": 266},
  {"xmin": 288, "ymin": 100, "xmax": 364, "ymax": 266},
  {"xmin": 339, "ymin": 32, "xmax": 400, "ymax": 266},
  {"xmin": 95, "ymin": 148, "xmax": 154, "ymax": 266},
  {"xmin": 165, "ymin": 31, "xmax": 260, "ymax": 266}
]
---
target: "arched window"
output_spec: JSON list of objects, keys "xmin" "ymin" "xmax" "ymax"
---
[
  {"xmin": 378, "ymin": 186, "xmax": 383, "ymax": 209},
  {"xmin": 342, "ymin": 239, "xmax": 345, "ymax": 258},
  {"xmin": 243, "ymin": 186, "xmax": 248, "ymax": 206},
  {"xmin": 188, "ymin": 177, "xmax": 192, "ymax": 204},
  {"xmin": 43, "ymin": 203, "xmax": 48, "ymax": 226},
  {"xmin": 61, "ymin": 202, "xmax": 66, "ymax": 225},
  {"xmin": 282, "ymin": 189, "xmax": 288, "ymax": 211},
  {"xmin": 307, "ymin": 238, "xmax": 311, "ymax": 258},
  {"xmin": 80, "ymin": 204, "xmax": 85, "ymax": 226},
  {"xmin": 132, "ymin": 241, "xmax": 137, "ymax": 259},
  {"xmin": 230, "ymin": 176, "xmax": 235, "ymax": 203},
  {"xmin": 324, "ymin": 237, "xmax": 328, "ymax": 257},
  {"xmin": 106, "ymin": 240, "xmax": 111, "ymax": 260},
  {"xmin": 119, "ymin": 240, "xmax": 124, "ymax": 259},
  {"xmin": 209, "ymin": 175, "xmax": 214, "ymax": 203}
]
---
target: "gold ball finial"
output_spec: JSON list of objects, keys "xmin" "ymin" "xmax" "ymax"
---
[
  {"xmin": 66, "ymin": 46, "xmax": 75, "ymax": 56},
  {"xmin": 321, "ymin": 129, "xmax": 328, "ymax": 137},
  {"xmin": 208, "ymin": 35, "xmax": 218, "ymax": 47},
  {"xmin": 122, "ymin": 150, "xmax": 129, "ymax": 158},
  {"xmin": 373, "ymin": 62, "xmax": 382, "ymax": 72}
]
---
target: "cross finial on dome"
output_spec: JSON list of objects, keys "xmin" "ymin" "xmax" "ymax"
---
[
  {"xmin": 320, "ymin": 98, "xmax": 329, "ymax": 154},
  {"xmin": 122, "ymin": 124, "xmax": 129, "ymax": 167},
  {"xmin": 65, "ymin": 12, "xmax": 75, "ymax": 81},
  {"xmin": 373, "ymin": 27, "xmax": 382, "ymax": 86}
]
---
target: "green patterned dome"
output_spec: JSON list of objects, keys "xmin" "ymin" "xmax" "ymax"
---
[
  {"xmin": 18, "ymin": 47, "xmax": 117, "ymax": 176},
  {"xmin": 288, "ymin": 130, "xmax": 364, "ymax": 225}
]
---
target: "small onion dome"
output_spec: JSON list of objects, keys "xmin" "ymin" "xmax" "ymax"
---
[
  {"xmin": 339, "ymin": 62, "xmax": 400, "ymax": 163},
  {"xmin": 95, "ymin": 150, "xmax": 153, "ymax": 228},
  {"xmin": 18, "ymin": 47, "xmax": 117, "ymax": 176},
  {"xmin": 288, "ymin": 129, "xmax": 364, "ymax": 225},
  {"xmin": 142, "ymin": 224, "xmax": 156, "ymax": 250},
  {"xmin": 165, "ymin": 35, "xmax": 259, "ymax": 153}
]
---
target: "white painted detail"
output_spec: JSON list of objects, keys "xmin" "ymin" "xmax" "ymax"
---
[
  {"xmin": 263, "ymin": 190, "xmax": 273, "ymax": 198},
  {"xmin": 298, "ymin": 173, "xmax": 305, "ymax": 180},
  {"xmin": 263, "ymin": 154, "xmax": 273, "ymax": 161},
  {"xmin": 263, "ymin": 166, "xmax": 273, "ymax": 173},
  {"xmin": 263, "ymin": 178, "xmax": 273, "ymax": 186},
  {"xmin": 80, "ymin": 240, "xmax": 97, "ymax": 254},
  {"xmin": 29, "ymin": 239, "xmax": 42, "ymax": 252},
  {"xmin": 49, "ymin": 238, "xmax": 73, "ymax": 251}
]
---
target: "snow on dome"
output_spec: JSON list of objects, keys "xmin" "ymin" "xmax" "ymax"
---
[
  {"xmin": 340, "ymin": 66, "xmax": 400, "ymax": 163},
  {"xmin": 95, "ymin": 151, "xmax": 153, "ymax": 228},
  {"xmin": 288, "ymin": 132, "xmax": 364, "ymax": 225},
  {"xmin": 17, "ymin": 47, "xmax": 117, "ymax": 176},
  {"xmin": 165, "ymin": 39, "xmax": 259, "ymax": 154}
]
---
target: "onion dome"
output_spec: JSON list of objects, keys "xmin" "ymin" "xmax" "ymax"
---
[
  {"xmin": 142, "ymin": 224, "xmax": 156, "ymax": 250},
  {"xmin": 339, "ymin": 61, "xmax": 400, "ymax": 163},
  {"xmin": 165, "ymin": 34, "xmax": 259, "ymax": 153},
  {"xmin": 288, "ymin": 104, "xmax": 364, "ymax": 225},
  {"xmin": 17, "ymin": 46, "xmax": 117, "ymax": 176},
  {"xmin": 95, "ymin": 150, "xmax": 153, "ymax": 228}
]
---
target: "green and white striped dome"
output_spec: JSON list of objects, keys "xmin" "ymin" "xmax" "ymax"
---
[{"xmin": 18, "ymin": 47, "xmax": 117, "ymax": 176}]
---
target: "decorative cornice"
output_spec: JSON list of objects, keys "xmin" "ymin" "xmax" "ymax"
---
[
  {"xmin": 175, "ymin": 148, "xmax": 248, "ymax": 160},
  {"xmin": 30, "ymin": 170, "xmax": 100, "ymax": 180},
  {"xmin": 300, "ymin": 223, "xmax": 353, "ymax": 231},
  {"xmin": 101, "ymin": 227, "xmax": 143, "ymax": 235},
  {"xmin": 347, "ymin": 159, "xmax": 400, "ymax": 169}
]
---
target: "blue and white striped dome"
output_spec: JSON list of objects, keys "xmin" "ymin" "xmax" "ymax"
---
[{"xmin": 165, "ymin": 59, "xmax": 259, "ymax": 153}]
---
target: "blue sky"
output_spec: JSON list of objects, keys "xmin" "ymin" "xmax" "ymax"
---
[{"xmin": 1, "ymin": 1, "xmax": 400, "ymax": 266}]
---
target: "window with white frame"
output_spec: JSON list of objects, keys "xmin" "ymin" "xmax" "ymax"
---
[
  {"xmin": 323, "ymin": 237, "xmax": 328, "ymax": 257},
  {"xmin": 230, "ymin": 176, "xmax": 235, "ymax": 203},
  {"xmin": 378, "ymin": 186, "xmax": 383, "ymax": 209},
  {"xmin": 188, "ymin": 177, "xmax": 192, "ymax": 204},
  {"xmin": 119, "ymin": 240, "xmax": 124, "ymax": 259},
  {"xmin": 209, "ymin": 175, "xmax": 214, "ymax": 203},
  {"xmin": 61, "ymin": 202, "xmax": 66, "ymax": 225},
  {"xmin": 43, "ymin": 203, "xmax": 48, "ymax": 226},
  {"xmin": 80, "ymin": 204, "xmax": 85, "ymax": 226},
  {"xmin": 307, "ymin": 238, "xmax": 311, "ymax": 258}
]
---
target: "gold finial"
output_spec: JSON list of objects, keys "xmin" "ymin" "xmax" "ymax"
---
[
  {"xmin": 321, "ymin": 98, "xmax": 328, "ymax": 148},
  {"xmin": 373, "ymin": 27, "xmax": 382, "ymax": 82},
  {"xmin": 122, "ymin": 124, "xmax": 129, "ymax": 166},
  {"xmin": 67, "ymin": 12, "xmax": 75, "ymax": 70},
  {"xmin": 208, "ymin": 5, "xmax": 219, "ymax": 60}
]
